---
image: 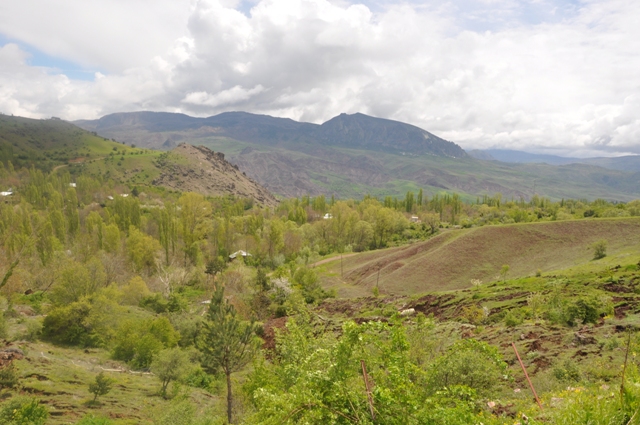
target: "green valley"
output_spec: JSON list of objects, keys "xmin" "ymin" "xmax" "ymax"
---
[{"xmin": 1, "ymin": 114, "xmax": 640, "ymax": 425}]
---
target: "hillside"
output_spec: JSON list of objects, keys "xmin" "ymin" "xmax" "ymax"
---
[
  {"xmin": 0, "ymin": 114, "xmax": 134, "ymax": 171},
  {"xmin": 321, "ymin": 218, "xmax": 640, "ymax": 297},
  {"xmin": 0, "ymin": 115, "xmax": 278, "ymax": 206},
  {"xmin": 74, "ymin": 111, "xmax": 640, "ymax": 201},
  {"xmin": 74, "ymin": 144, "xmax": 278, "ymax": 206},
  {"xmin": 151, "ymin": 144, "xmax": 278, "ymax": 206}
]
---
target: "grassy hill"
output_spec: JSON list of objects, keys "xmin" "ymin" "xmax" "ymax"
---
[
  {"xmin": 0, "ymin": 115, "xmax": 277, "ymax": 205},
  {"xmin": 0, "ymin": 115, "xmax": 139, "ymax": 172},
  {"xmin": 319, "ymin": 217, "xmax": 640, "ymax": 297}
]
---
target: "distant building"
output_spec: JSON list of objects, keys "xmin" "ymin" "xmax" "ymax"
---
[
  {"xmin": 0, "ymin": 190, "xmax": 13, "ymax": 197},
  {"xmin": 229, "ymin": 250, "xmax": 252, "ymax": 260},
  {"xmin": 410, "ymin": 216, "xmax": 420, "ymax": 223},
  {"xmin": 69, "ymin": 183, "xmax": 77, "ymax": 188},
  {"xmin": 323, "ymin": 213, "xmax": 333, "ymax": 220}
]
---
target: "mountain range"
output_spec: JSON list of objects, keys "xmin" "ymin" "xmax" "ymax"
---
[
  {"xmin": 74, "ymin": 111, "xmax": 640, "ymax": 201},
  {"xmin": 75, "ymin": 111, "xmax": 467, "ymax": 158},
  {"xmin": 468, "ymin": 149, "xmax": 640, "ymax": 172}
]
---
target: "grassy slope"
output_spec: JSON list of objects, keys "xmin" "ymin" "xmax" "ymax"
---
[
  {"xmin": 320, "ymin": 218, "xmax": 640, "ymax": 297},
  {"xmin": 7, "ymin": 340, "xmax": 222, "ymax": 424},
  {"xmin": 317, "ymin": 246, "xmax": 640, "ymax": 419},
  {"xmin": 77, "ymin": 151, "xmax": 165, "ymax": 188},
  {"xmin": 0, "ymin": 115, "xmax": 141, "ymax": 172}
]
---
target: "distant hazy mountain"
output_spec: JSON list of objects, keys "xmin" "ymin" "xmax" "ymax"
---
[
  {"xmin": 467, "ymin": 149, "xmax": 640, "ymax": 172},
  {"xmin": 478, "ymin": 149, "xmax": 580, "ymax": 165},
  {"xmin": 467, "ymin": 150, "xmax": 495, "ymax": 161},
  {"xmin": 75, "ymin": 111, "xmax": 467, "ymax": 158}
]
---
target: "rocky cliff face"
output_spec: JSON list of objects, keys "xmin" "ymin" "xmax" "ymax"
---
[{"xmin": 152, "ymin": 144, "xmax": 278, "ymax": 207}]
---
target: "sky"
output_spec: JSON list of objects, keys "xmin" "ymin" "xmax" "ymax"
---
[{"xmin": 1, "ymin": 0, "xmax": 639, "ymax": 157}]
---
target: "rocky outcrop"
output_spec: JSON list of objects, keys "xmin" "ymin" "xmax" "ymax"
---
[{"xmin": 152, "ymin": 144, "xmax": 278, "ymax": 207}]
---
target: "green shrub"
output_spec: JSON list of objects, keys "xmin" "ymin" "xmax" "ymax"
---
[
  {"xmin": 504, "ymin": 309, "xmax": 524, "ymax": 327},
  {"xmin": 0, "ymin": 397, "xmax": 48, "ymax": 425},
  {"xmin": 112, "ymin": 317, "xmax": 180, "ymax": 369},
  {"xmin": 0, "ymin": 362, "xmax": 19, "ymax": 389},
  {"xmin": 0, "ymin": 312, "xmax": 7, "ymax": 339},
  {"xmin": 140, "ymin": 294, "xmax": 169, "ymax": 313},
  {"xmin": 75, "ymin": 414, "xmax": 114, "ymax": 424},
  {"xmin": 427, "ymin": 339, "xmax": 509, "ymax": 396},
  {"xmin": 552, "ymin": 359, "xmax": 581, "ymax": 382},
  {"xmin": 41, "ymin": 300, "xmax": 93, "ymax": 346},
  {"xmin": 291, "ymin": 267, "xmax": 331, "ymax": 304},
  {"xmin": 592, "ymin": 240, "xmax": 607, "ymax": 260},
  {"xmin": 140, "ymin": 293, "xmax": 186, "ymax": 314},
  {"xmin": 184, "ymin": 366, "xmax": 213, "ymax": 389},
  {"xmin": 565, "ymin": 297, "xmax": 603, "ymax": 326},
  {"xmin": 19, "ymin": 318, "xmax": 42, "ymax": 342}
]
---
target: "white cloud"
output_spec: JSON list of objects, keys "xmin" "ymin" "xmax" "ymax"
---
[
  {"xmin": 0, "ymin": 0, "xmax": 193, "ymax": 72},
  {"xmin": 182, "ymin": 85, "xmax": 265, "ymax": 107},
  {"xmin": 1, "ymin": 0, "xmax": 640, "ymax": 156}
]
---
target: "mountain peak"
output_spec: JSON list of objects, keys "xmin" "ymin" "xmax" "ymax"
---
[{"xmin": 318, "ymin": 112, "xmax": 467, "ymax": 158}]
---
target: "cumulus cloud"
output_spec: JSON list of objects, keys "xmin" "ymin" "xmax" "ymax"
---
[{"xmin": 1, "ymin": 0, "xmax": 640, "ymax": 156}]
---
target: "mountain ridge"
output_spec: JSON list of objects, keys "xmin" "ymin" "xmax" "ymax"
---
[
  {"xmin": 75, "ymin": 111, "xmax": 467, "ymax": 158},
  {"xmin": 468, "ymin": 148, "xmax": 640, "ymax": 172},
  {"xmin": 72, "ymin": 112, "xmax": 640, "ymax": 201}
]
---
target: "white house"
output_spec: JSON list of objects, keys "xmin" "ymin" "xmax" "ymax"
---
[
  {"xmin": 229, "ymin": 250, "xmax": 252, "ymax": 260},
  {"xmin": 0, "ymin": 190, "xmax": 13, "ymax": 197}
]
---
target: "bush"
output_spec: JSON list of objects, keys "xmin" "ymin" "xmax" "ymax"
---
[
  {"xmin": 427, "ymin": 339, "xmax": 509, "ymax": 396},
  {"xmin": 0, "ymin": 312, "xmax": 7, "ymax": 339},
  {"xmin": 461, "ymin": 305, "xmax": 486, "ymax": 325},
  {"xmin": 112, "ymin": 317, "xmax": 180, "ymax": 369},
  {"xmin": 120, "ymin": 276, "xmax": 150, "ymax": 306},
  {"xmin": 592, "ymin": 240, "xmax": 607, "ymax": 260},
  {"xmin": 184, "ymin": 367, "xmax": 218, "ymax": 392},
  {"xmin": 552, "ymin": 359, "xmax": 581, "ymax": 382},
  {"xmin": 0, "ymin": 362, "xmax": 19, "ymax": 389},
  {"xmin": 41, "ymin": 300, "xmax": 93, "ymax": 346},
  {"xmin": 565, "ymin": 297, "xmax": 604, "ymax": 326},
  {"xmin": 75, "ymin": 414, "xmax": 114, "ymax": 425},
  {"xmin": 42, "ymin": 290, "xmax": 123, "ymax": 347},
  {"xmin": 291, "ymin": 267, "xmax": 331, "ymax": 304},
  {"xmin": 18, "ymin": 318, "xmax": 42, "ymax": 342},
  {"xmin": 140, "ymin": 293, "xmax": 186, "ymax": 314},
  {"xmin": 0, "ymin": 397, "xmax": 48, "ymax": 425},
  {"xmin": 504, "ymin": 309, "xmax": 524, "ymax": 327}
]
